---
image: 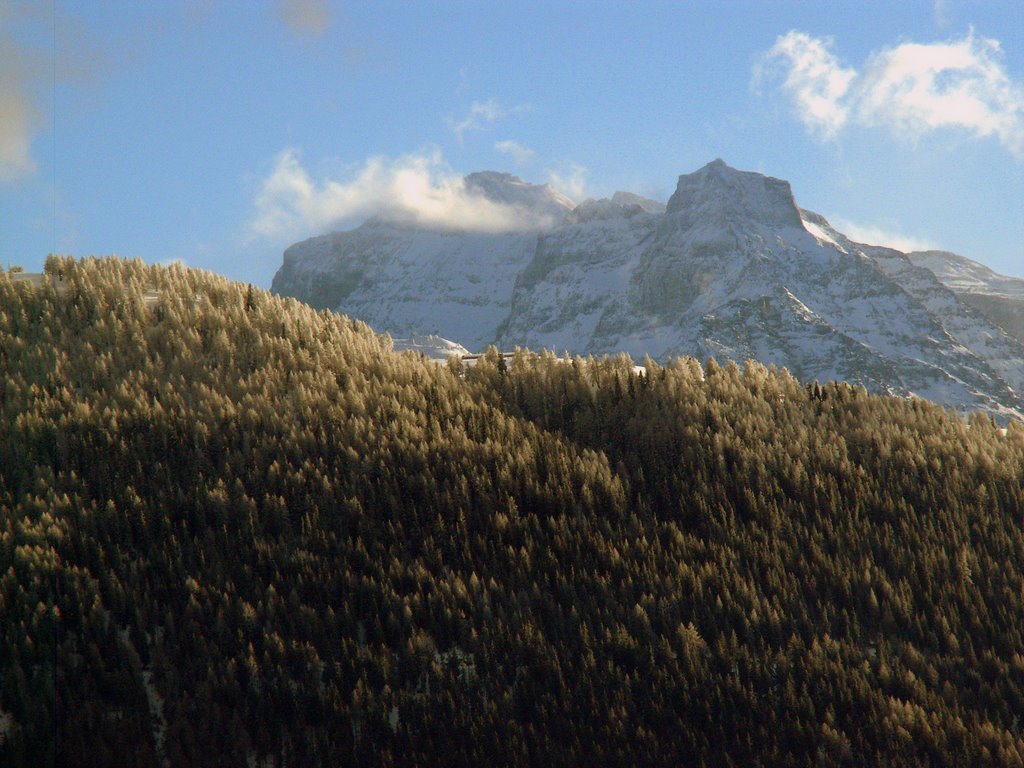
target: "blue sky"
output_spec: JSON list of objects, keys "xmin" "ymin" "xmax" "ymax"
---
[{"xmin": 2, "ymin": 0, "xmax": 1023, "ymax": 287}]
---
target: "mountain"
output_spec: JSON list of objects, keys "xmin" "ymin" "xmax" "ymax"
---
[
  {"xmin": 907, "ymin": 250, "xmax": 1024, "ymax": 345},
  {"xmin": 7, "ymin": 257, "xmax": 1024, "ymax": 766},
  {"xmin": 273, "ymin": 161, "xmax": 1024, "ymax": 421},
  {"xmin": 271, "ymin": 173, "xmax": 574, "ymax": 352}
]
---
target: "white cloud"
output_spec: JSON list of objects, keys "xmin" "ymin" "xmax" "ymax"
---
[
  {"xmin": 857, "ymin": 32, "xmax": 1024, "ymax": 155},
  {"xmin": 494, "ymin": 139, "xmax": 535, "ymax": 165},
  {"xmin": 545, "ymin": 163, "xmax": 588, "ymax": 202},
  {"xmin": 757, "ymin": 29, "xmax": 1024, "ymax": 158},
  {"xmin": 831, "ymin": 217, "xmax": 937, "ymax": 253},
  {"xmin": 277, "ymin": 0, "xmax": 332, "ymax": 37},
  {"xmin": 451, "ymin": 99, "xmax": 528, "ymax": 143},
  {"xmin": 248, "ymin": 148, "xmax": 563, "ymax": 242},
  {"xmin": 756, "ymin": 31, "xmax": 855, "ymax": 139},
  {"xmin": 451, "ymin": 99, "xmax": 502, "ymax": 142}
]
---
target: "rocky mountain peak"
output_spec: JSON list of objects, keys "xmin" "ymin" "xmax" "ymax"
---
[
  {"xmin": 463, "ymin": 171, "xmax": 575, "ymax": 222},
  {"xmin": 610, "ymin": 191, "xmax": 666, "ymax": 214},
  {"xmin": 665, "ymin": 159, "xmax": 802, "ymax": 230}
]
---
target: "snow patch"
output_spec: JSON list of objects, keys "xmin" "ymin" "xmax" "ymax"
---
[
  {"xmin": 391, "ymin": 334, "xmax": 470, "ymax": 358},
  {"xmin": 802, "ymin": 218, "xmax": 845, "ymax": 251}
]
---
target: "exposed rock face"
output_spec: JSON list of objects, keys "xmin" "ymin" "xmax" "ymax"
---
[
  {"xmin": 664, "ymin": 158, "xmax": 803, "ymax": 228},
  {"xmin": 272, "ymin": 161, "xmax": 1024, "ymax": 420}
]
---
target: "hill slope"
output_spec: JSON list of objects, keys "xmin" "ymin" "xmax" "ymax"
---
[{"xmin": 3, "ymin": 257, "xmax": 1024, "ymax": 767}]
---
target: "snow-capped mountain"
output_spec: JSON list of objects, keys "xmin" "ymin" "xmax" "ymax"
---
[
  {"xmin": 272, "ymin": 161, "xmax": 1024, "ymax": 420},
  {"xmin": 272, "ymin": 173, "xmax": 573, "ymax": 351},
  {"xmin": 906, "ymin": 250, "xmax": 1024, "ymax": 346}
]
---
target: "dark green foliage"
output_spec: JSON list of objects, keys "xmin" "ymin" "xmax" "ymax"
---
[{"xmin": 2, "ymin": 256, "xmax": 1023, "ymax": 766}]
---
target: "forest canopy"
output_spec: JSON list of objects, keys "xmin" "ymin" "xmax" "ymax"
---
[{"xmin": 1, "ymin": 256, "xmax": 1023, "ymax": 767}]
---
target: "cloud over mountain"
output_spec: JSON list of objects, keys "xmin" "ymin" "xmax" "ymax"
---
[
  {"xmin": 248, "ymin": 148, "xmax": 572, "ymax": 242},
  {"xmin": 754, "ymin": 31, "xmax": 855, "ymax": 139},
  {"xmin": 828, "ymin": 217, "xmax": 937, "ymax": 254}
]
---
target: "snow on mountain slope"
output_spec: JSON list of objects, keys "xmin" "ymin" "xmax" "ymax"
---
[
  {"xmin": 907, "ymin": 251, "xmax": 1024, "ymax": 299},
  {"xmin": 499, "ymin": 195, "xmax": 663, "ymax": 355},
  {"xmin": 906, "ymin": 251, "xmax": 1024, "ymax": 346},
  {"xmin": 272, "ymin": 161, "xmax": 1024, "ymax": 421},
  {"xmin": 272, "ymin": 174, "xmax": 572, "ymax": 351},
  {"xmin": 783, "ymin": 216, "xmax": 1024, "ymax": 420},
  {"xmin": 463, "ymin": 171, "xmax": 575, "ymax": 222},
  {"xmin": 499, "ymin": 163, "xmax": 1023, "ymax": 419},
  {"xmin": 390, "ymin": 334, "xmax": 470, "ymax": 359},
  {"xmin": 274, "ymin": 224, "xmax": 538, "ymax": 351}
]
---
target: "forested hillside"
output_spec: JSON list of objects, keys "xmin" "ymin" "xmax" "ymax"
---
[{"xmin": 2, "ymin": 257, "xmax": 1024, "ymax": 767}]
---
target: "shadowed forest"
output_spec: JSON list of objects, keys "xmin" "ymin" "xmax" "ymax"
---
[{"xmin": 2, "ymin": 257, "xmax": 1023, "ymax": 766}]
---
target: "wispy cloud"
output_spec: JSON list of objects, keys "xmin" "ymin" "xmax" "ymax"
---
[
  {"xmin": 0, "ymin": 4, "xmax": 111, "ymax": 183},
  {"xmin": 756, "ymin": 29, "xmax": 1024, "ymax": 158},
  {"xmin": 545, "ymin": 162, "xmax": 588, "ymax": 202},
  {"xmin": 857, "ymin": 33, "xmax": 1024, "ymax": 155},
  {"xmin": 755, "ymin": 31, "xmax": 855, "ymax": 139},
  {"xmin": 248, "ymin": 148, "xmax": 564, "ymax": 242},
  {"xmin": 831, "ymin": 217, "xmax": 937, "ymax": 253},
  {"xmin": 0, "ymin": 37, "xmax": 36, "ymax": 181},
  {"xmin": 450, "ymin": 99, "xmax": 527, "ymax": 143},
  {"xmin": 0, "ymin": 6, "xmax": 40, "ymax": 182},
  {"xmin": 276, "ymin": 0, "xmax": 333, "ymax": 37},
  {"xmin": 494, "ymin": 139, "xmax": 535, "ymax": 166},
  {"xmin": 451, "ymin": 99, "xmax": 502, "ymax": 143}
]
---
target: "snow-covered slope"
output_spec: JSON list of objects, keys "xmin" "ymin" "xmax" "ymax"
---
[
  {"xmin": 906, "ymin": 250, "xmax": 1024, "ymax": 346},
  {"xmin": 272, "ymin": 161, "xmax": 1024, "ymax": 420},
  {"xmin": 272, "ymin": 174, "xmax": 573, "ymax": 351},
  {"xmin": 463, "ymin": 171, "xmax": 576, "ymax": 221},
  {"xmin": 907, "ymin": 250, "xmax": 1024, "ymax": 299},
  {"xmin": 390, "ymin": 334, "xmax": 470, "ymax": 359}
]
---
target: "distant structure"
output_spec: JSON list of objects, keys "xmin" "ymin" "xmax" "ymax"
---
[
  {"xmin": 458, "ymin": 352, "xmax": 515, "ymax": 362},
  {"xmin": 7, "ymin": 272, "xmax": 69, "ymax": 294},
  {"xmin": 5, "ymin": 271, "xmax": 162, "ymax": 308}
]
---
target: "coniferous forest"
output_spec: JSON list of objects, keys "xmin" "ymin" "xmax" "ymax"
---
[{"xmin": 2, "ymin": 256, "xmax": 1024, "ymax": 767}]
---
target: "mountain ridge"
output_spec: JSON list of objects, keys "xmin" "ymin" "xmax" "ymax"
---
[
  {"xmin": 906, "ymin": 249, "xmax": 1024, "ymax": 346},
  {"xmin": 272, "ymin": 160, "xmax": 1024, "ymax": 421}
]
